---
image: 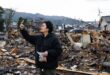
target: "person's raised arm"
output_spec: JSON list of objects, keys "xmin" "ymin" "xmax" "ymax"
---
[{"xmin": 19, "ymin": 21, "xmax": 39, "ymax": 45}]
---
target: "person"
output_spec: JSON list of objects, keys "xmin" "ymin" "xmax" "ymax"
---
[{"xmin": 19, "ymin": 20, "xmax": 62, "ymax": 75}]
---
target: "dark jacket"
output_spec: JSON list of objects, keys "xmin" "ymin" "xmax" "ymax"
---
[{"xmin": 20, "ymin": 29, "xmax": 62, "ymax": 69}]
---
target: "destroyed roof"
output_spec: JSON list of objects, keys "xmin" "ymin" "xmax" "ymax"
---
[
  {"xmin": 99, "ymin": 16, "xmax": 110, "ymax": 27},
  {"xmin": 100, "ymin": 16, "xmax": 110, "ymax": 23}
]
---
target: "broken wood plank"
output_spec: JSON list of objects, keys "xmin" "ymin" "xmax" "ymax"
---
[
  {"xmin": 66, "ymin": 33, "xmax": 75, "ymax": 45},
  {"xmin": 57, "ymin": 67, "xmax": 97, "ymax": 75}
]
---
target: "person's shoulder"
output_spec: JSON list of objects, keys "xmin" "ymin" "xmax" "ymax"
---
[
  {"xmin": 51, "ymin": 33, "xmax": 59, "ymax": 41},
  {"xmin": 50, "ymin": 33, "xmax": 57, "ymax": 38}
]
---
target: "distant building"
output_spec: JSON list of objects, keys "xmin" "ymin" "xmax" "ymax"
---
[
  {"xmin": 99, "ymin": 16, "xmax": 110, "ymax": 31},
  {"xmin": 85, "ymin": 24, "xmax": 97, "ymax": 31}
]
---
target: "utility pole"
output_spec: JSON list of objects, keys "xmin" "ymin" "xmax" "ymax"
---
[
  {"xmin": 98, "ymin": 9, "xmax": 102, "ymax": 19},
  {"xmin": 97, "ymin": 8, "xmax": 102, "ymax": 30}
]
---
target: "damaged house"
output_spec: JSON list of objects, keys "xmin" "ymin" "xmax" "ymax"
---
[{"xmin": 99, "ymin": 16, "xmax": 110, "ymax": 31}]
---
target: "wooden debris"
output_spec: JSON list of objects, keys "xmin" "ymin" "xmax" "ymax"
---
[
  {"xmin": 0, "ymin": 23, "xmax": 110, "ymax": 74},
  {"xmin": 10, "ymin": 48, "xmax": 18, "ymax": 55}
]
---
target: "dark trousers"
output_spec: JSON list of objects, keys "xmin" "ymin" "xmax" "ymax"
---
[{"xmin": 39, "ymin": 69, "xmax": 56, "ymax": 75}]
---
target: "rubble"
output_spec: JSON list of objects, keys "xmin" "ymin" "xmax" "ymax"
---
[
  {"xmin": 59, "ymin": 30, "xmax": 110, "ymax": 73},
  {"xmin": 0, "ymin": 30, "xmax": 37, "ymax": 75},
  {"xmin": 0, "ymin": 24, "xmax": 110, "ymax": 75}
]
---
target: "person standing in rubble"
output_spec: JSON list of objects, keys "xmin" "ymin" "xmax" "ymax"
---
[{"xmin": 19, "ymin": 20, "xmax": 62, "ymax": 75}]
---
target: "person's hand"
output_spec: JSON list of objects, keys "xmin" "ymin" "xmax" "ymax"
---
[
  {"xmin": 37, "ymin": 51, "xmax": 48, "ymax": 62},
  {"xmin": 39, "ymin": 56, "xmax": 47, "ymax": 62},
  {"xmin": 42, "ymin": 51, "xmax": 48, "ymax": 57},
  {"xmin": 19, "ymin": 20, "xmax": 25, "ymax": 30}
]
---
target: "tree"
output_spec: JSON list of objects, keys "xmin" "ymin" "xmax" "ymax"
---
[
  {"xmin": 0, "ymin": 6, "xmax": 4, "ymax": 32},
  {"xmin": 4, "ymin": 9, "xmax": 15, "ymax": 31},
  {"xmin": 0, "ymin": 19, "xmax": 4, "ymax": 32},
  {"xmin": 0, "ymin": 6, "xmax": 4, "ymax": 17}
]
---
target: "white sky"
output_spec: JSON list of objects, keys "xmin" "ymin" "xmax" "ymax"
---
[{"xmin": 0, "ymin": 0, "xmax": 110, "ymax": 21}]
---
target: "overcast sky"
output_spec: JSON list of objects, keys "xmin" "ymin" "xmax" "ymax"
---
[{"xmin": 0, "ymin": 0, "xmax": 110, "ymax": 21}]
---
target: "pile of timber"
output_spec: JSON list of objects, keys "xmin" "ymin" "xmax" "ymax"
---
[{"xmin": 0, "ymin": 28, "xmax": 110, "ymax": 75}]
